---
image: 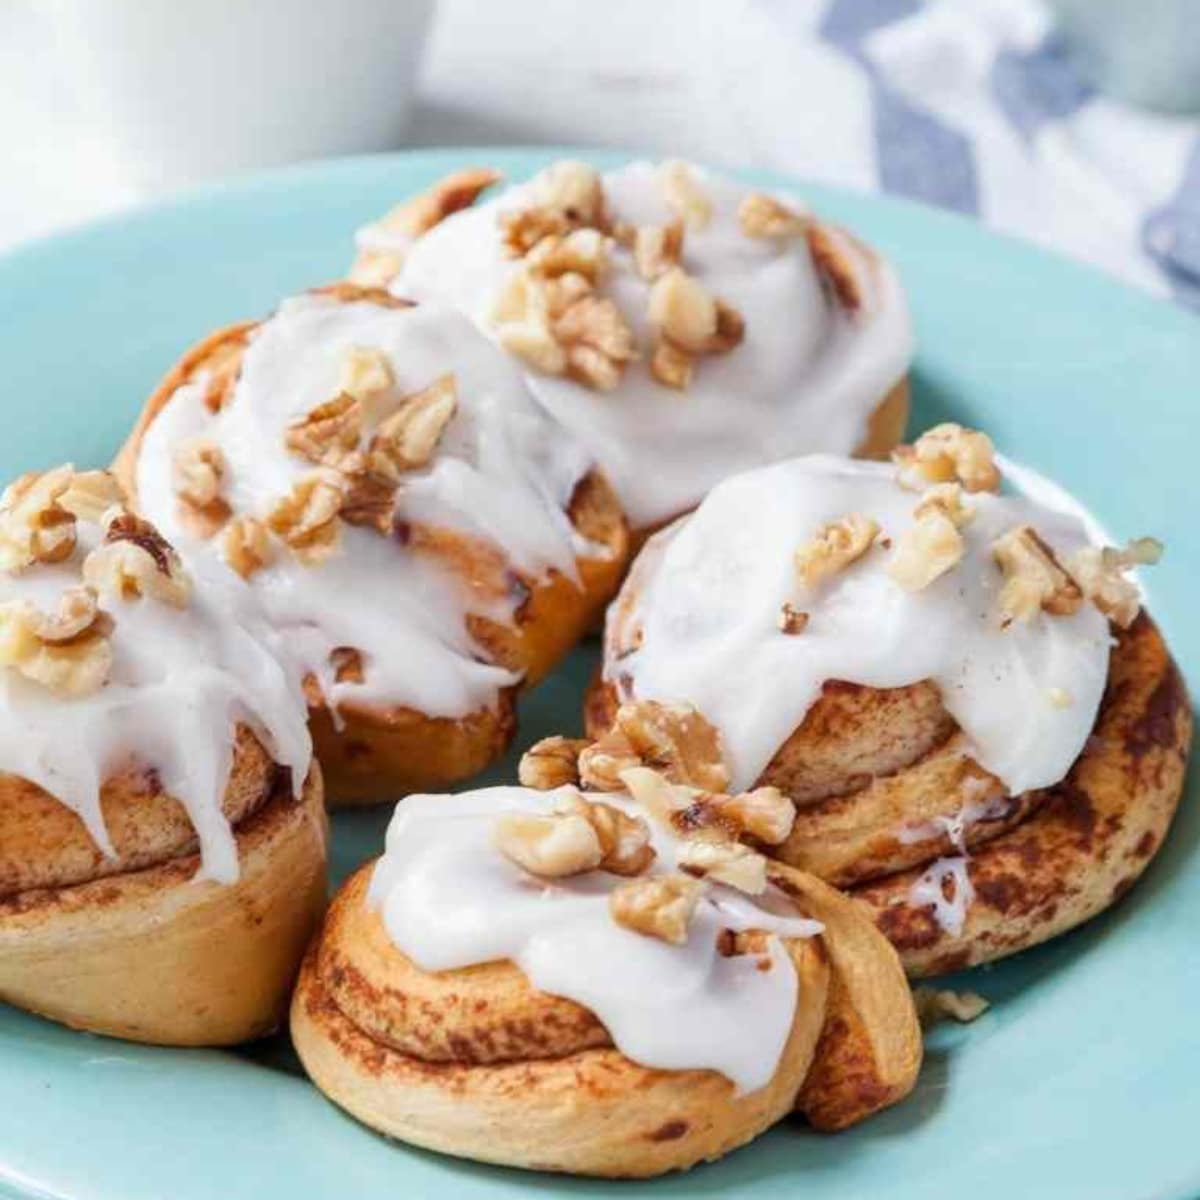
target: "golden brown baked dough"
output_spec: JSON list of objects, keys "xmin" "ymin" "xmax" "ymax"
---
[
  {"xmin": 115, "ymin": 284, "xmax": 630, "ymax": 807},
  {"xmin": 586, "ymin": 615, "xmax": 1190, "ymax": 976},
  {"xmin": 291, "ymin": 859, "xmax": 921, "ymax": 1177},
  {"xmin": 0, "ymin": 736, "xmax": 327, "ymax": 1045}
]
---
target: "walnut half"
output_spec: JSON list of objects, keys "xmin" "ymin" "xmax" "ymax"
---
[
  {"xmin": 0, "ymin": 586, "xmax": 113, "ymax": 697},
  {"xmin": 83, "ymin": 512, "xmax": 190, "ymax": 608}
]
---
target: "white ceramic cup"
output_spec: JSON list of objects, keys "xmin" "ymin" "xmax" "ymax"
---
[{"xmin": 43, "ymin": 0, "xmax": 436, "ymax": 192}]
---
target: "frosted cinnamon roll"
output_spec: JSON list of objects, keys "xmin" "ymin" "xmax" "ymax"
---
[
  {"xmin": 292, "ymin": 773, "xmax": 921, "ymax": 1177},
  {"xmin": 351, "ymin": 159, "xmax": 913, "ymax": 541},
  {"xmin": 116, "ymin": 284, "xmax": 628, "ymax": 805},
  {"xmin": 0, "ymin": 467, "xmax": 325, "ymax": 1044},
  {"xmin": 588, "ymin": 427, "xmax": 1190, "ymax": 975}
]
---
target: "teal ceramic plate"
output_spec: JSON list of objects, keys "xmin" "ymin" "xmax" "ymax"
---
[{"xmin": 0, "ymin": 149, "xmax": 1195, "ymax": 1200}]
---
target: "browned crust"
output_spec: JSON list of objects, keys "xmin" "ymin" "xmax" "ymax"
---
[
  {"xmin": 0, "ymin": 764, "xmax": 328, "ymax": 1045},
  {"xmin": 115, "ymin": 287, "xmax": 630, "ymax": 806},
  {"xmin": 855, "ymin": 614, "xmax": 1191, "ymax": 976},
  {"xmin": 0, "ymin": 725, "xmax": 276, "ymax": 896}
]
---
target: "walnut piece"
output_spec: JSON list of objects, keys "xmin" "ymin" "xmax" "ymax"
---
[
  {"xmin": 913, "ymin": 986, "xmax": 990, "ymax": 1026},
  {"xmin": 494, "ymin": 809, "xmax": 602, "ymax": 878},
  {"xmin": 778, "ymin": 602, "xmax": 809, "ymax": 634},
  {"xmin": 267, "ymin": 475, "xmax": 343, "ymax": 565},
  {"xmin": 531, "ymin": 160, "xmax": 606, "ymax": 227},
  {"xmin": 491, "ymin": 267, "xmax": 569, "ymax": 375},
  {"xmin": 0, "ymin": 467, "xmax": 77, "ymax": 571},
  {"xmin": 888, "ymin": 509, "xmax": 965, "ymax": 592},
  {"xmin": 649, "ymin": 338, "xmax": 694, "ymax": 390},
  {"xmin": 337, "ymin": 345, "xmax": 395, "ymax": 417},
  {"xmin": 677, "ymin": 839, "xmax": 768, "ymax": 895},
  {"xmin": 551, "ymin": 295, "xmax": 637, "ymax": 391},
  {"xmin": 59, "ymin": 471, "xmax": 123, "ymax": 523},
  {"xmin": 330, "ymin": 646, "xmax": 365, "ymax": 684},
  {"xmin": 525, "ymin": 229, "xmax": 610, "ymax": 284},
  {"xmin": 1067, "ymin": 538, "xmax": 1162, "ymax": 629},
  {"xmin": 368, "ymin": 374, "xmax": 457, "ymax": 477},
  {"xmin": 738, "ymin": 193, "xmax": 807, "ymax": 239},
  {"xmin": 222, "ymin": 515, "xmax": 273, "ymax": 579},
  {"xmin": 716, "ymin": 786, "xmax": 796, "ymax": 845},
  {"xmin": 582, "ymin": 700, "xmax": 731, "ymax": 793},
  {"xmin": 648, "ymin": 269, "xmax": 744, "ymax": 356},
  {"xmin": 556, "ymin": 792, "xmax": 656, "ymax": 876},
  {"xmin": 992, "ymin": 525, "xmax": 1083, "ymax": 623},
  {"xmin": 632, "ymin": 221, "xmax": 684, "ymax": 281},
  {"xmin": 806, "ymin": 223, "xmax": 862, "ymax": 312},
  {"xmin": 83, "ymin": 512, "xmax": 190, "ymax": 607},
  {"xmin": 795, "ymin": 513, "xmax": 879, "ymax": 588},
  {"xmin": 660, "ymin": 160, "xmax": 712, "ymax": 229},
  {"xmin": 172, "ymin": 438, "xmax": 226, "ymax": 507},
  {"xmin": 610, "ymin": 872, "xmax": 704, "ymax": 944},
  {"xmin": 0, "ymin": 587, "xmax": 113, "ymax": 697},
  {"xmin": 894, "ymin": 424, "xmax": 1001, "ymax": 494},
  {"xmin": 338, "ymin": 468, "xmax": 396, "ymax": 534},
  {"xmin": 518, "ymin": 735, "xmax": 589, "ymax": 789},
  {"xmin": 286, "ymin": 393, "xmax": 363, "ymax": 469},
  {"xmin": 914, "ymin": 482, "xmax": 975, "ymax": 528}
]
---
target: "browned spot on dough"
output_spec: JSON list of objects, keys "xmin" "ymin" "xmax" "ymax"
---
[
  {"xmin": 1133, "ymin": 831, "xmax": 1157, "ymax": 859},
  {"xmin": 647, "ymin": 1120, "xmax": 689, "ymax": 1142},
  {"xmin": 1125, "ymin": 659, "xmax": 1186, "ymax": 759}
]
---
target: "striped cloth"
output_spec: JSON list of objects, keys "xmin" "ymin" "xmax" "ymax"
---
[{"xmin": 747, "ymin": 0, "xmax": 1200, "ymax": 308}]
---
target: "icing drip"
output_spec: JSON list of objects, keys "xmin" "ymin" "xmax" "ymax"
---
[
  {"xmin": 609, "ymin": 455, "xmax": 1112, "ymax": 797},
  {"xmin": 909, "ymin": 856, "xmax": 975, "ymax": 938},
  {"xmin": 391, "ymin": 160, "xmax": 914, "ymax": 528},
  {"xmin": 0, "ymin": 520, "xmax": 311, "ymax": 884},
  {"xmin": 368, "ymin": 784, "xmax": 823, "ymax": 1094},
  {"xmin": 136, "ymin": 295, "xmax": 595, "ymax": 718}
]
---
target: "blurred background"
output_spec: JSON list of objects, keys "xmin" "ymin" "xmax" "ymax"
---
[{"xmin": 3, "ymin": 0, "xmax": 1197, "ymax": 306}]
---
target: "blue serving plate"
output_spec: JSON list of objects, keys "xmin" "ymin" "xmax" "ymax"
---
[{"xmin": 0, "ymin": 149, "xmax": 1195, "ymax": 1200}]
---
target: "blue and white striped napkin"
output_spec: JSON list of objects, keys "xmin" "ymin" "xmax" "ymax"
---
[{"xmin": 748, "ymin": 0, "xmax": 1200, "ymax": 308}]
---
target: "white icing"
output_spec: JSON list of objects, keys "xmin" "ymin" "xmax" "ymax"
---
[
  {"xmin": 909, "ymin": 856, "xmax": 974, "ymax": 938},
  {"xmin": 136, "ymin": 294, "xmax": 595, "ymax": 719},
  {"xmin": 607, "ymin": 455, "xmax": 1112, "ymax": 797},
  {"xmin": 368, "ymin": 784, "xmax": 823, "ymax": 1094},
  {"xmin": 390, "ymin": 160, "xmax": 914, "ymax": 529},
  {"xmin": 0, "ymin": 516, "xmax": 311, "ymax": 884}
]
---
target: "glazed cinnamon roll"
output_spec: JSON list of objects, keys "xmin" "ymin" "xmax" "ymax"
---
[
  {"xmin": 292, "ymin": 774, "xmax": 921, "ymax": 1177},
  {"xmin": 352, "ymin": 159, "xmax": 913, "ymax": 543},
  {"xmin": 0, "ymin": 467, "xmax": 325, "ymax": 1044},
  {"xmin": 116, "ymin": 284, "xmax": 628, "ymax": 805},
  {"xmin": 587, "ymin": 427, "xmax": 1190, "ymax": 975}
]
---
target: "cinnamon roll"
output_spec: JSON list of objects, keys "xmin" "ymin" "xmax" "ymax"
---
[
  {"xmin": 0, "ymin": 467, "xmax": 326, "ymax": 1044},
  {"xmin": 352, "ymin": 158, "xmax": 913, "ymax": 543},
  {"xmin": 292, "ymin": 775, "xmax": 921, "ymax": 1177},
  {"xmin": 588, "ymin": 427, "xmax": 1190, "ymax": 975},
  {"xmin": 116, "ymin": 284, "xmax": 628, "ymax": 805}
]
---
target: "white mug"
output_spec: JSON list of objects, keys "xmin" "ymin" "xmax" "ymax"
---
[{"xmin": 43, "ymin": 0, "xmax": 436, "ymax": 192}]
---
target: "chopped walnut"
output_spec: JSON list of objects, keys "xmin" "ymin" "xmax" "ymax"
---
[
  {"xmin": 806, "ymin": 223, "xmax": 862, "ymax": 312},
  {"xmin": 494, "ymin": 809, "xmax": 602, "ymax": 878},
  {"xmin": 286, "ymin": 393, "xmax": 363, "ymax": 469},
  {"xmin": 618, "ymin": 765, "xmax": 699, "ymax": 826},
  {"xmin": 582, "ymin": 700, "xmax": 731, "ymax": 793},
  {"xmin": 368, "ymin": 374, "xmax": 457, "ymax": 478},
  {"xmin": 716, "ymin": 786, "xmax": 796, "ymax": 845},
  {"xmin": 610, "ymin": 872, "xmax": 704, "ymax": 944},
  {"xmin": 337, "ymin": 345, "xmax": 395, "ymax": 417},
  {"xmin": 525, "ymin": 229, "xmax": 610, "ymax": 284},
  {"xmin": 222, "ymin": 516, "xmax": 273, "ymax": 579},
  {"xmin": 552, "ymin": 295, "xmax": 637, "ymax": 391},
  {"xmin": 1068, "ymin": 538, "xmax": 1162, "ymax": 629},
  {"xmin": 648, "ymin": 269, "xmax": 743, "ymax": 356},
  {"xmin": 338, "ymin": 468, "xmax": 396, "ymax": 534},
  {"xmin": 632, "ymin": 221, "xmax": 684, "ymax": 281},
  {"xmin": 0, "ymin": 467, "xmax": 77, "ymax": 571},
  {"xmin": 992, "ymin": 525, "xmax": 1083, "ymax": 623},
  {"xmin": 738, "ymin": 192, "xmax": 807, "ymax": 240},
  {"xmin": 778, "ymin": 602, "xmax": 809, "ymax": 634},
  {"xmin": 0, "ymin": 588, "xmax": 113, "ymax": 697},
  {"xmin": 894, "ymin": 424, "xmax": 1001, "ymax": 494},
  {"xmin": 794, "ymin": 513, "xmax": 879, "ymax": 588},
  {"xmin": 888, "ymin": 509, "xmax": 965, "ymax": 592},
  {"xmin": 500, "ymin": 161, "xmax": 606, "ymax": 255},
  {"xmin": 491, "ymin": 268, "xmax": 568, "ymax": 375},
  {"xmin": 660, "ymin": 160, "xmax": 712, "ymax": 229},
  {"xmin": 556, "ymin": 792, "xmax": 656, "ymax": 876},
  {"xmin": 500, "ymin": 207, "xmax": 571, "ymax": 257},
  {"xmin": 677, "ymin": 839, "xmax": 768, "ymax": 895},
  {"xmin": 59, "ymin": 471, "xmax": 123, "ymax": 523},
  {"xmin": 519, "ymin": 735, "xmax": 589, "ymax": 790},
  {"xmin": 83, "ymin": 513, "xmax": 190, "ymax": 607},
  {"xmin": 649, "ymin": 338, "xmax": 694, "ymax": 390},
  {"xmin": 330, "ymin": 646, "xmax": 364, "ymax": 684},
  {"xmin": 267, "ymin": 475, "xmax": 343, "ymax": 565},
  {"xmin": 915, "ymin": 482, "xmax": 975, "ymax": 529},
  {"xmin": 913, "ymin": 986, "xmax": 990, "ymax": 1026},
  {"xmin": 172, "ymin": 438, "xmax": 226, "ymax": 508}
]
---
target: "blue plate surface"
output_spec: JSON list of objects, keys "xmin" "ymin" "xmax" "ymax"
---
[{"xmin": 0, "ymin": 149, "xmax": 1195, "ymax": 1200}]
